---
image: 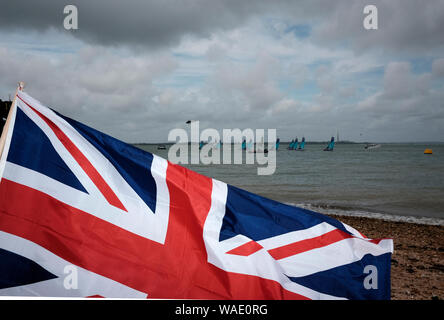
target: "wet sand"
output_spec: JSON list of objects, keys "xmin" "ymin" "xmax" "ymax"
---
[{"xmin": 329, "ymin": 215, "xmax": 444, "ymax": 300}]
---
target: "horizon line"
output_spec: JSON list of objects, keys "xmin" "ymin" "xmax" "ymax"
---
[{"xmin": 130, "ymin": 141, "xmax": 444, "ymax": 145}]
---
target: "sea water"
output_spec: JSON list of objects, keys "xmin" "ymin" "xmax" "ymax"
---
[{"xmin": 137, "ymin": 143, "xmax": 444, "ymax": 225}]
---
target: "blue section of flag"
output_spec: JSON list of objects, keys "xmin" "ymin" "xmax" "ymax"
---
[
  {"xmin": 0, "ymin": 248, "xmax": 57, "ymax": 289},
  {"xmin": 287, "ymin": 253, "xmax": 392, "ymax": 300},
  {"xmin": 7, "ymin": 108, "xmax": 87, "ymax": 193},
  {"xmin": 220, "ymin": 184, "xmax": 350, "ymax": 242},
  {"xmin": 54, "ymin": 111, "xmax": 158, "ymax": 213}
]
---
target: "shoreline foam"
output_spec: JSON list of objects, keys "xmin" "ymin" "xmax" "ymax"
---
[{"xmin": 288, "ymin": 202, "xmax": 444, "ymax": 226}]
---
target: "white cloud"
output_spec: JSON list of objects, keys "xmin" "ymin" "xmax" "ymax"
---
[
  {"xmin": 355, "ymin": 61, "xmax": 444, "ymax": 141},
  {"xmin": 383, "ymin": 62, "xmax": 413, "ymax": 99}
]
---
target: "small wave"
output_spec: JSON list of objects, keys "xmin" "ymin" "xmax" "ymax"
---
[{"xmin": 286, "ymin": 202, "xmax": 444, "ymax": 226}]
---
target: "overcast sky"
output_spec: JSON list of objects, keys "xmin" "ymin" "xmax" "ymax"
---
[{"xmin": 1, "ymin": 0, "xmax": 443, "ymax": 143}]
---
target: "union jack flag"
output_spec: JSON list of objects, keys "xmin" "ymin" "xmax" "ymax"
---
[{"xmin": 0, "ymin": 90, "xmax": 393, "ymax": 299}]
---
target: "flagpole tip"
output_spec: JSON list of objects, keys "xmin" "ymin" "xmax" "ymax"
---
[{"xmin": 18, "ymin": 81, "xmax": 25, "ymax": 91}]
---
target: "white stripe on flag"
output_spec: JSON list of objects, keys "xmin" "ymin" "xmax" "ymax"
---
[{"xmin": 276, "ymin": 238, "xmax": 393, "ymax": 278}]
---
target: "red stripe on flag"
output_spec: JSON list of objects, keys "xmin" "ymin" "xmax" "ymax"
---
[
  {"xmin": 226, "ymin": 240, "xmax": 263, "ymax": 256},
  {"xmin": 268, "ymin": 229, "xmax": 354, "ymax": 260},
  {"xmin": 17, "ymin": 95, "xmax": 127, "ymax": 212}
]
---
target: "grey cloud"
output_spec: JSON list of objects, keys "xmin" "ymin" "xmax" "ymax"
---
[
  {"xmin": 383, "ymin": 62, "xmax": 413, "ymax": 99},
  {"xmin": 0, "ymin": 0, "xmax": 269, "ymax": 50},
  {"xmin": 0, "ymin": 46, "xmax": 179, "ymax": 141},
  {"xmin": 432, "ymin": 58, "xmax": 444, "ymax": 78},
  {"xmin": 312, "ymin": 0, "xmax": 444, "ymax": 55},
  {"xmin": 356, "ymin": 61, "xmax": 444, "ymax": 131},
  {"xmin": 208, "ymin": 54, "xmax": 283, "ymax": 112},
  {"xmin": 2, "ymin": 0, "xmax": 443, "ymax": 55}
]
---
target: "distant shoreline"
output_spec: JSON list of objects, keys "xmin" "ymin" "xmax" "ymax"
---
[{"xmin": 132, "ymin": 141, "xmax": 444, "ymax": 146}]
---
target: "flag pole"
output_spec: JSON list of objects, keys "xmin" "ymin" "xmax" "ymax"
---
[{"xmin": 0, "ymin": 81, "xmax": 25, "ymax": 158}]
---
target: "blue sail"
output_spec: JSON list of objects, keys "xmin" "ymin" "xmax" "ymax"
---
[
  {"xmin": 247, "ymin": 139, "xmax": 253, "ymax": 151},
  {"xmin": 298, "ymin": 137, "xmax": 305, "ymax": 150},
  {"xmin": 329, "ymin": 137, "xmax": 335, "ymax": 150},
  {"xmin": 242, "ymin": 139, "xmax": 246, "ymax": 150},
  {"xmin": 275, "ymin": 138, "xmax": 280, "ymax": 151},
  {"xmin": 288, "ymin": 139, "xmax": 294, "ymax": 150},
  {"xmin": 293, "ymin": 138, "xmax": 299, "ymax": 150},
  {"xmin": 323, "ymin": 137, "xmax": 334, "ymax": 151},
  {"xmin": 199, "ymin": 140, "xmax": 204, "ymax": 150}
]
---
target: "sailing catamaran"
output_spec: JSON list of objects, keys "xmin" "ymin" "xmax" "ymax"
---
[
  {"xmin": 323, "ymin": 137, "xmax": 335, "ymax": 151},
  {"xmin": 214, "ymin": 139, "xmax": 222, "ymax": 150},
  {"xmin": 293, "ymin": 137, "xmax": 299, "ymax": 150},
  {"xmin": 247, "ymin": 137, "xmax": 268, "ymax": 153},
  {"xmin": 296, "ymin": 137, "xmax": 305, "ymax": 151},
  {"xmin": 246, "ymin": 139, "xmax": 253, "ymax": 152}
]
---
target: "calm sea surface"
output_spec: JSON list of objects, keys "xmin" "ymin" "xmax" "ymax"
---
[{"xmin": 137, "ymin": 143, "xmax": 444, "ymax": 225}]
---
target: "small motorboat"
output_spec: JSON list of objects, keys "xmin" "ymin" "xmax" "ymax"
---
[{"xmin": 364, "ymin": 143, "xmax": 381, "ymax": 150}]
